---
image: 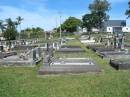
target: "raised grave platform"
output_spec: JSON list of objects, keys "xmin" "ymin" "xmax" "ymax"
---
[
  {"xmin": 57, "ymin": 45, "xmax": 85, "ymax": 52},
  {"xmin": 39, "ymin": 58, "xmax": 101, "ymax": 75},
  {"xmin": 13, "ymin": 45, "xmax": 37, "ymax": 51},
  {"xmin": 110, "ymin": 59, "xmax": 130, "ymax": 70},
  {"xmin": 99, "ymin": 51, "xmax": 130, "ymax": 60},
  {"xmin": 0, "ymin": 55, "xmax": 34, "ymax": 67},
  {"xmin": 0, "ymin": 51, "xmax": 17, "ymax": 59},
  {"xmin": 0, "ymin": 47, "xmax": 42, "ymax": 67},
  {"xmin": 87, "ymin": 45, "xmax": 115, "ymax": 53}
]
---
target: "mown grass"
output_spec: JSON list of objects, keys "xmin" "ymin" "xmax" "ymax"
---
[
  {"xmin": 0, "ymin": 39, "xmax": 130, "ymax": 97},
  {"xmin": 0, "ymin": 67, "xmax": 130, "ymax": 97}
]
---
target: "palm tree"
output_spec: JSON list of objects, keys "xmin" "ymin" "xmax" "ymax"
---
[
  {"xmin": 16, "ymin": 16, "xmax": 23, "ymax": 39},
  {"xmin": 4, "ymin": 18, "xmax": 17, "ymax": 49},
  {"xmin": 5, "ymin": 18, "xmax": 17, "ymax": 39}
]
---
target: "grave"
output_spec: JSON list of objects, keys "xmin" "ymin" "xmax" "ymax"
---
[
  {"xmin": 0, "ymin": 47, "xmax": 42, "ymax": 67},
  {"xmin": 87, "ymin": 32, "xmax": 125, "ymax": 52},
  {"xmin": 0, "ymin": 45, "xmax": 17, "ymax": 59},
  {"xmin": 110, "ymin": 59, "xmax": 130, "ymax": 70},
  {"xmin": 13, "ymin": 45, "xmax": 37, "ymax": 51},
  {"xmin": 97, "ymin": 32, "xmax": 130, "ymax": 60},
  {"xmin": 0, "ymin": 51, "xmax": 17, "ymax": 59},
  {"xmin": 99, "ymin": 51, "xmax": 130, "ymax": 60},
  {"xmin": 39, "ymin": 43, "xmax": 101, "ymax": 75},
  {"xmin": 39, "ymin": 58, "xmax": 100, "ymax": 74},
  {"xmin": 84, "ymin": 32, "xmax": 130, "ymax": 70},
  {"xmin": 90, "ymin": 46, "xmax": 115, "ymax": 53},
  {"xmin": 86, "ymin": 44, "xmax": 116, "ymax": 54},
  {"xmin": 57, "ymin": 45, "xmax": 85, "ymax": 52},
  {"xmin": 80, "ymin": 36, "xmax": 96, "ymax": 44}
]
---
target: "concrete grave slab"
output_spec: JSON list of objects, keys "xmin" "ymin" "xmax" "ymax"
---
[
  {"xmin": 39, "ymin": 58, "xmax": 101, "ymax": 75},
  {"xmin": 57, "ymin": 45, "xmax": 85, "ymax": 52},
  {"xmin": 110, "ymin": 59, "xmax": 130, "ymax": 70},
  {"xmin": 0, "ymin": 47, "xmax": 42, "ymax": 67}
]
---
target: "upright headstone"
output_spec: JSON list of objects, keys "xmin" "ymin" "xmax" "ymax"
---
[
  {"xmin": 0, "ymin": 45, "xmax": 4, "ymax": 52},
  {"xmin": 38, "ymin": 48, "xmax": 41, "ymax": 58},
  {"xmin": 114, "ymin": 35, "xmax": 117, "ymax": 48},
  {"xmin": 36, "ymin": 48, "xmax": 38, "ymax": 57},
  {"xmin": 107, "ymin": 39, "xmax": 110, "ymax": 47},
  {"xmin": 0, "ymin": 52, "xmax": 3, "ymax": 59},
  {"xmin": 56, "ymin": 42, "xmax": 60, "ymax": 50},
  {"xmin": 33, "ymin": 49, "xmax": 37, "ymax": 61},
  {"xmin": 47, "ymin": 43, "xmax": 49, "ymax": 52},
  {"xmin": 44, "ymin": 42, "xmax": 54, "ymax": 66}
]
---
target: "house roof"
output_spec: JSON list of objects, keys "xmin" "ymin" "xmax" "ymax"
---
[{"xmin": 104, "ymin": 20, "xmax": 126, "ymax": 27}]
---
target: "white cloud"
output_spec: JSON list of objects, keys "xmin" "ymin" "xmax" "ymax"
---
[
  {"xmin": 0, "ymin": 5, "xmax": 82, "ymax": 31},
  {"xmin": 0, "ymin": 6, "xmax": 60, "ymax": 30}
]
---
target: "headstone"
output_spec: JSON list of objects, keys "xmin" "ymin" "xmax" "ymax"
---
[
  {"xmin": 33, "ymin": 49, "xmax": 37, "ymax": 61},
  {"xmin": 107, "ymin": 39, "xmax": 110, "ymax": 47},
  {"xmin": 0, "ymin": 45, "xmax": 4, "ymax": 52},
  {"xmin": 0, "ymin": 52, "xmax": 3, "ymax": 59},
  {"xmin": 47, "ymin": 43, "xmax": 49, "ymax": 51},
  {"xmin": 36, "ymin": 49, "xmax": 39, "ymax": 59},
  {"xmin": 38, "ymin": 48, "xmax": 41, "ymax": 57}
]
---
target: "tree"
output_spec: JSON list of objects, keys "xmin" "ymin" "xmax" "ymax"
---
[
  {"xmin": 125, "ymin": 1, "xmax": 130, "ymax": 18},
  {"xmin": 16, "ymin": 16, "xmax": 23, "ymax": 39},
  {"xmin": 16, "ymin": 16, "xmax": 23, "ymax": 28},
  {"xmin": 61, "ymin": 17, "xmax": 82, "ymax": 33},
  {"xmin": 89, "ymin": 0, "xmax": 111, "ymax": 29},
  {"xmin": 0, "ymin": 20, "xmax": 6, "ymax": 33},
  {"xmin": 82, "ymin": 13, "xmax": 100, "ymax": 32},
  {"xmin": 20, "ymin": 30, "xmax": 28, "ymax": 39},
  {"xmin": 2, "ymin": 18, "xmax": 18, "ymax": 49},
  {"xmin": 3, "ymin": 18, "xmax": 17, "ymax": 41},
  {"xmin": 21, "ymin": 27, "xmax": 44, "ymax": 39},
  {"xmin": 82, "ymin": 13, "xmax": 101, "ymax": 38},
  {"xmin": 30, "ymin": 27, "xmax": 44, "ymax": 38}
]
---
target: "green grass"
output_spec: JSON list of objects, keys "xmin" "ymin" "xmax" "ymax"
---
[
  {"xmin": 66, "ymin": 39, "xmax": 81, "ymax": 46},
  {"xmin": 0, "ymin": 39, "xmax": 130, "ymax": 97},
  {"xmin": 0, "ymin": 67, "xmax": 130, "ymax": 97}
]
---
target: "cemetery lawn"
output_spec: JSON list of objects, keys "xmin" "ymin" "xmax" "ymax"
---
[{"xmin": 0, "ymin": 40, "xmax": 130, "ymax": 97}]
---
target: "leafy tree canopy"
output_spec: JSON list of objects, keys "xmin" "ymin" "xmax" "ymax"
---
[
  {"xmin": 21, "ymin": 27, "xmax": 44, "ymax": 39},
  {"xmin": 89, "ymin": 0, "xmax": 111, "ymax": 13},
  {"xmin": 61, "ymin": 17, "xmax": 82, "ymax": 33},
  {"xmin": 3, "ymin": 18, "xmax": 18, "ymax": 40},
  {"xmin": 88, "ymin": 0, "xmax": 111, "ymax": 29},
  {"xmin": 82, "ymin": 13, "xmax": 100, "ymax": 31}
]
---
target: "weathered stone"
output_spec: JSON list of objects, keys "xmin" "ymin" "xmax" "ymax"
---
[{"xmin": 110, "ymin": 59, "xmax": 130, "ymax": 70}]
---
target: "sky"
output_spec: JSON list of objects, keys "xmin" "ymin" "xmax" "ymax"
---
[{"xmin": 0, "ymin": 0, "xmax": 129, "ymax": 31}]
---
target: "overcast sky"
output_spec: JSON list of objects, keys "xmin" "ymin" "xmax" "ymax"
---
[{"xmin": 0, "ymin": 0, "xmax": 129, "ymax": 30}]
